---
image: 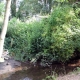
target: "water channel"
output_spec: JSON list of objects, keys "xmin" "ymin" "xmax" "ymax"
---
[{"xmin": 0, "ymin": 59, "xmax": 79, "ymax": 80}]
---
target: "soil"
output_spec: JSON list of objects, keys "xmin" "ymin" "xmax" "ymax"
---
[{"xmin": 0, "ymin": 58, "xmax": 80, "ymax": 80}]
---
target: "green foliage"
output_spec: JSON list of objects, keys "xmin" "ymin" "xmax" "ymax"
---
[
  {"xmin": 42, "ymin": 72, "xmax": 57, "ymax": 80},
  {"xmin": 73, "ymin": 2, "xmax": 80, "ymax": 18},
  {"xmin": 5, "ymin": 4, "xmax": 80, "ymax": 65},
  {"xmin": 11, "ymin": 0, "xmax": 16, "ymax": 17},
  {"xmin": 46, "ymin": 5, "xmax": 76, "ymax": 62},
  {"xmin": 17, "ymin": 0, "xmax": 42, "ymax": 21},
  {"xmin": 5, "ymin": 18, "xmax": 28, "ymax": 60},
  {"xmin": 5, "ymin": 18, "xmax": 44, "ymax": 61},
  {"xmin": 55, "ymin": 0, "xmax": 68, "ymax": 2},
  {"xmin": 42, "ymin": 75, "xmax": 57, "ymax": 80},
  {"xmin": 0, "ymin": 2, "xmax": 5, "ymax": 16}
]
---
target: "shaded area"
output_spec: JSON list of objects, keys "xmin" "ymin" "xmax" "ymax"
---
[{"xmin": 3, "ymin": 59, "xmax": 80, "ymax": 80}]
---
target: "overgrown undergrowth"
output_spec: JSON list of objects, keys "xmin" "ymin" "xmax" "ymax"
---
[{"xmin": 4, "ymin": 4, "xmax": 80, "ymax": 66}]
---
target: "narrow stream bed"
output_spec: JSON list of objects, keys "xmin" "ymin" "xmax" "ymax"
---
[
  {"xmin": 1, "ymin": 59, "xmax": 80, "ymax": 80},
  {"xmin": 5, "ymin": 65, "xmax": 51, "ymax": 80}
]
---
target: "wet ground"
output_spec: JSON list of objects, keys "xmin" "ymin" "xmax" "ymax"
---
[{"xmin": 0, "ymin": 58, "xmax": 80, "ymax": 80}]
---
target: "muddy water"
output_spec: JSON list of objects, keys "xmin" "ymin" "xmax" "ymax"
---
[
  {"xmin": 5, "ymin": 65, "xmax": 51, "ymax": 80},
  {"xmin": 4, "ymin": 61, "xmax": 79, "ymax": 80},
  {"xmin": 1, "ymin": 58, "xmax": 80, "ymax": 80}
]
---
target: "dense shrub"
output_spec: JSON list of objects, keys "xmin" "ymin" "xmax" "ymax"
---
[
  {"xmin": 5, "ymin": 18, "xmax": 27, "ymax": 60},
  {"xmin": 5, "ymin": 18, "xmax": 44, "ymax": 61},
  {"xmin": 5, "ymin": 5, "xmax": 80, "ymax": 65}
]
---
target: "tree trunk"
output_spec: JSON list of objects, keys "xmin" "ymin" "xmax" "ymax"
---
[{"xmin": 0, "ymin": 0, "xmax": 11, "ymax": 62}]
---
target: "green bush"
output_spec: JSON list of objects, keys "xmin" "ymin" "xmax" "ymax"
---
[
  {"xmin": 5, "ymin": 18, "xmax": 28, "ymax": 60},
  {"xmin": 5, "ymin": 5, "xmax": 80, "ymax": 65},
  {"xmin": 40, "ymin": 5, "xmax": 75, "ymax": 63},
  {"xmin": 5, "ymin": 18, "xmax": 44, "ymax": 61}
]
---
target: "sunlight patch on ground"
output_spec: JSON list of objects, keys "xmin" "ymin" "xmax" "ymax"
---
[{"xmin": 0, "ymin": 57, "xmax": 4, "ymax": 62}]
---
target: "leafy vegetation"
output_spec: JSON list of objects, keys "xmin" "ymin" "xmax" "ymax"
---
[
  {"xmin": 0, "ymin": 0, "xmax": 79, "ymax": 66},
  {"xmin": 3, "ymin": 3, "xmax": 80, "ymax": 66},
  {"xmin": 42, "ymin": 75, "xmax": 57, "ymax": 80}
]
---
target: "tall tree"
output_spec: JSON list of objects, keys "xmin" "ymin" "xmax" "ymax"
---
[{"xmin": 0, "ymin": 0, "xmax": 11, "ymax": 62}]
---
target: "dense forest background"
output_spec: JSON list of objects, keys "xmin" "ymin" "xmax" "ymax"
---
[{"xmin": 0, "ymin": 0, "xmax": 80, "ymax": 66}]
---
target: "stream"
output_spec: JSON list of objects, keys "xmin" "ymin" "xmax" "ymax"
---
[
  {"xmin": 5, "ymin": 65, "xmax": 51, "ymax": 80},
  {"xmin": 0, "ymin": 59, "xmax": 79, "ymax": 80}
]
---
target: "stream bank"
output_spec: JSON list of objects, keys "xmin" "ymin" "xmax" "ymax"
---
[{"xmin": 0, "ymin": 58, "xmax": 80, "ymax": 80}]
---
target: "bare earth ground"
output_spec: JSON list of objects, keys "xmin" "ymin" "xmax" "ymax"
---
[
  {"xmin": 0, "ymin": 59, "xmax": 30, "ymax": 80},
  {"xmin": 0, "ymin": 58, "xmax": 80, "ymax": 80},
  {"xmin": 57, "ymin": 73, "xmax": 80, "ymax": 80},
  {"xmin": 57, "ymin": 59, "xmax": 80, "ymax": 80}
]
